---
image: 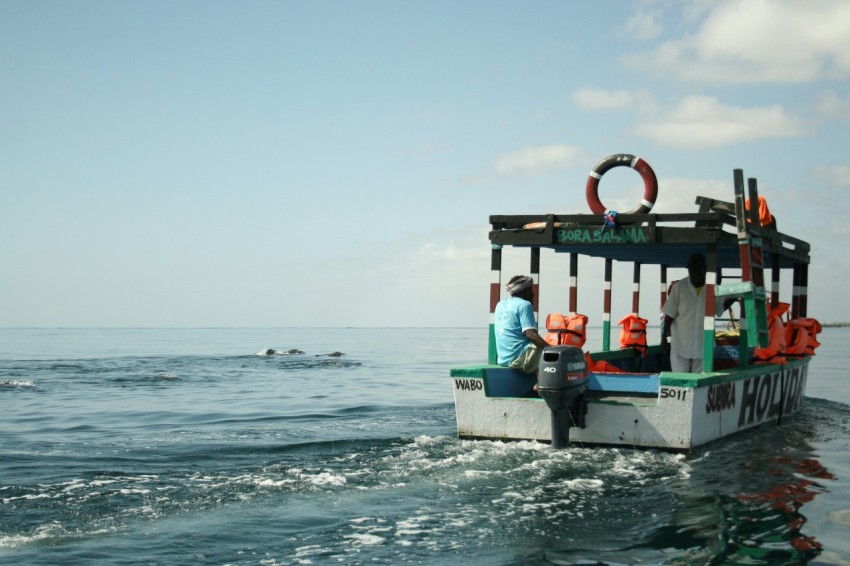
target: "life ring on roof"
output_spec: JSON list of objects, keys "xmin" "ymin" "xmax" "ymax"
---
[{"xmin": 585, "ymin": 154, "xmax": 658, "ymax": 215}]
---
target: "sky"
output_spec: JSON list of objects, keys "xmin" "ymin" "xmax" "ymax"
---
[{"xmin": 2, "ymin": 0, "xmax": 849, "ymax": 328}]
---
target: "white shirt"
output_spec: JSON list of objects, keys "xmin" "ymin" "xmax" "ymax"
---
[{"xmin": 662, "ymin": 277, "xmax": 724, "ymax": 359}]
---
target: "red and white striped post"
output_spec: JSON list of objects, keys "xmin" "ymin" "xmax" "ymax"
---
[{"xmin": 488, "ymin": 245, "xmax": 502, "ymax": 364}]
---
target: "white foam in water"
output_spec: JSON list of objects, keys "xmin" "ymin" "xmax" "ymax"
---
[
  {"xmin": 0, "ymin": 521, "xmax": 120, "ymax": 549},
  {"xmin": 2, "ymin": 493, "xmax": 51, "ymax": 504},
  {"xmin": 0, "ymin": 379, "xmax": 35, "ymax": 388},
  {"xmin": 308, "ymin": 472, "xmax": 346, "ymax": 487},
  {"xmin": 293, "ymin": 544, "xmax": 327, "ymax": 558},
  {"xmin": 561, "ymin": 478, "xmax": 604, "ymax": 490},
  {"xmin": 0, "ymin": 522, "xmax": 63, "ymax": 548},
  {"xmin": 254, "ymin": 477, "xmax": 294, "ymax": 488},
  {"xmin": 395, "ymin": 516, "xmax": 430, "ymax": 537},
  {"xmin": 343, "ymin": 533, "xmax": 385, "ymax": 546},
  {"xmin": 117, "ymin": 488, "xmax": 152, "ymax": 495}
]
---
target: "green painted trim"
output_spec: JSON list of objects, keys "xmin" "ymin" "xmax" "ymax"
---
[
  {"xmin": 660, "ymin": 356, "xmax": 809, "ymax": 388},
  {"xmin": 703, "ymin": 328, "xmax": 715, "ymax": 372},
  {"xmin": 450, "ymin": 365, "xmax": 497, "ymax": 378},
  {"xmin": 591, "ymin": 345, "xmax": 663, "ymax": 360},
  {"xmin": 592, "ymin": 348, "xmax": 631, "ymax": 361},
  {"xmin": 715, "ymin": 282, "xmax": 755, "ymax": 296},
  {"xmin": 602, "ymin": 320, "xmax": 611, "ymax": 351},
  {"xmin": 487, "ymin": 323, "xmax": 497, "ymax": 364}
]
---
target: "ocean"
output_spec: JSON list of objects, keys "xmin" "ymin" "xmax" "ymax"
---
[{"xmin": 1, "ymin": 327, "xmax": 848, "ymax": 565}]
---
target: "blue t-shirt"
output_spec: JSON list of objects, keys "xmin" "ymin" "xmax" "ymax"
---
[{"xmin": 494, "ymin": 296, "xmax": 537, "ymax": 365}]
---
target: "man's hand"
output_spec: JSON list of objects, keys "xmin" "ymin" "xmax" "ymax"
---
[
  {"xmin": 661, "ymin": 314, "xmax": 673, "ymax": 354},
  {"xmin": 524, "ymin": 328, "xmax": 549, "ymax": 350}
]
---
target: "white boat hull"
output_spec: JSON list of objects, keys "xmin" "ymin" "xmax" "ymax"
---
[{"xmin": 451, "ymin": 358, "xmax": 810, "ymax": 450}]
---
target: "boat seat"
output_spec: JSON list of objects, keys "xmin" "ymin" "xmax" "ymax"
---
[
  {"xmin": 451, "ymin": 361, "xmax": 665, "ymax": 398},
  {"xmin": 450, "ymin": 365, "xmax": 537, "ymax": 397}
]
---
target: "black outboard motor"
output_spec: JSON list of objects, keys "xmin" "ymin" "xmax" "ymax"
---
[{"xmin": 537, "ymin": 345, "xmax": 589, "ymax": 448}]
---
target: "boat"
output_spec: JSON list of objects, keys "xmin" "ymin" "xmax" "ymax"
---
[{"xmin": 450, "ymin": 154, "xmax": 820, "ymax": 451}]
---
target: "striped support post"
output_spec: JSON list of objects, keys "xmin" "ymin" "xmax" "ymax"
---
[
  {"xmin": 703, "ymin": 249, "xmax": 718, "ymax": 372},
  {"xmin": 739, "ymin": 239, "xmax": 753, "ymax": 283},
  {"xmin": 632, "ymin": 262, "xmax": 641, "ymax": 313},
  {"xmin": 792, "ymin": 262, "xmax": 808, "ymax": 318},
  {"xmin": 569, "ymin": 252, "xmax": 578, "ymax": 315},
  {"xmin": 488, "ymin": 245, "xmax": 502, "ymax": 364},
  {"xmin": 530, "ymin": 248, "xmax": 541, "ymax": 324},
  {"xmin": 771, "ymin": 253, "xmax": 781, "ymax": 308},
  {"xmin": 792, "ymin": 264, "xmax": 801, "ymax": 319},
  {"xmin": 660, "ymin": 265, "xmax": 668, "ymax": 347},
  {"xmin": 603, "ymin": 258, "xmax": 613, "ymax": 351}
]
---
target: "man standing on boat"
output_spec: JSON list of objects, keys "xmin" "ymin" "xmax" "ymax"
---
[
  {"xmin": 661, "ymin": 253, "xmax": 729, "ymax": 373},
  {"xmin": 494, "ymin": 275, "xmax": 549, "ymax": 374}
]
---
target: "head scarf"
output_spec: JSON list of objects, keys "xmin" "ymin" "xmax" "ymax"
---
[{"xmin": 505, "ymin": 275, "xmax": 533, "ymax": 295}]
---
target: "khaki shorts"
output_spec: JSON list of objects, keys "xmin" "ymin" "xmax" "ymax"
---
[
  {"xmin": 670, "ymin": 352, "xmax": 703, "ymax": 373},
  {"xmin": 508, "ymin": 343, "xmax": 542, "ymax": 374}
]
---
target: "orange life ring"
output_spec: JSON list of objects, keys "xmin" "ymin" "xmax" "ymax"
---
[{"xmin": 585, "ymin": 154, "xmax": 658, "ymax": 215}]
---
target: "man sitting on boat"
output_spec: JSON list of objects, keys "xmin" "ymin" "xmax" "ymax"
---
[
  {"xmin": 662, "ymin": 253, "xmax": 733, "ymax": 373},
  {"xmin": 494, "ymin": 275, "xmax": 550, "ymax": 374}
]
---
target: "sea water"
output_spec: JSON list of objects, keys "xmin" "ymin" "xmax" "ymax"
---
[{"xmin": 1, "ymin": 327, "xmax": 848, "ymax": 565}]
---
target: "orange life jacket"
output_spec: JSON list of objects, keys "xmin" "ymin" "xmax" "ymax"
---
[
  {"xmin": 745, "ymin": 195, "xmax": 776, "ymax": 228},
  {"xmin": 803, "ymin": 318, "xmax": 822, "ymax": 355},
  {"xmin": 584, "ymin": 351, "xmax": 623, "ymax": 373},
  {"xmin": 783, "ymin": 319, "xmax": 809, "ymax": 358},
  {"xmin": 754, "ymin": 302, "xmax": 789, "ymax": 364},
  {"xmin": 618, "ymin": 313, "xmax": 648, "ymax": 355},
  {"xmin": 544, "ymin": 313, "xmax": 588, "ymax": 348},
  {"xmin": 786, "ymin": 317, "xmax": 822, "ymax": 356}
]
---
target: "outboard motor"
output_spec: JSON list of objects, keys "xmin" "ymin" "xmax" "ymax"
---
[{"xmin": 537, "ymin": 345, "xmax": 589, "ymax": 448}]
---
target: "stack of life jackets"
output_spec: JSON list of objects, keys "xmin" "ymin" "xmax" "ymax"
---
[
  {"xmin": 784, "ymin": 317, "xmax": 822, "ymax": 358},
  {"xmin": 544, "ymin": 313, "xmax": 624, "ymax": 372},
  {"xmin": 754, "ymin": 302, "xmax": 789, "ymax": 365},
  {"xmin": 754, "ymin": 302, "xmax": 821, "ymax": 364},
  {"xmin": 544, "ymin": 313, "xmax": 588, "ymax": 348}
]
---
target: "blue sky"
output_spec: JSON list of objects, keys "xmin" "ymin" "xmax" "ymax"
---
[{"xmin": 2, "ymin": 0, "xmax": 849, "ymax": 327}]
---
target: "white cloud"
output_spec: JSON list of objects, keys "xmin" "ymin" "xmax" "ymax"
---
[
  {"xmin": 623, "ymin": 6, "xmax": 665, "ymax": 41},
  {"xmin": 649, "ymin": 177, "xmax": 730, "ymax": 214},
  {"xmin": 572, "ymin": 88, "xmax": 656, "ymax": 114},
  {"xmin": 361, "ymin": 230, "xmax": 489, "ymax": 326},
  {"xmin": 624, "ymin": 0, "xmax": 850, "ymax": 83},
  {"xmin": 636, "ymin": 95, "xmax": 804, "ymax": 148},
  {"xmin": 810, "ymin": 164, "xmax": 850, "ymax": 188},
  {"xmin": 817, "ymin": 90, "xmax": 850, "ymax": 123},
  {"xmin": 494, "ymin": 144, "xmax": 588, "ymax": 175}
]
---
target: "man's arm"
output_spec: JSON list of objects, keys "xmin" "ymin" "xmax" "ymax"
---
[
  {"xmin": 523, "ymin": 328, "xmax": 549, "ymax": 349},
  {"xmin": 661, "ymin": 315, "xmax": 674, "ymax": 353}
]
